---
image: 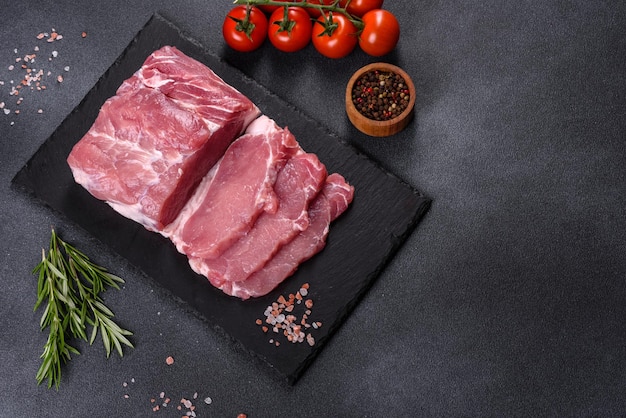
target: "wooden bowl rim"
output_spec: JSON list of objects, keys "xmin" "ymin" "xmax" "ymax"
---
[{"xmin": 345, "ymin": 62, "xmax": 416, "ymax": 129}]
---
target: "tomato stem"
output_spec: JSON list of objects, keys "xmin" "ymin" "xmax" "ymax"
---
[
  {"xmin": 273, "ymin": 5, "xmax": 297, "ymax": 33},
  {"xmin": 229, "ymin": 5, "xmax": 258, "ymax": 40}
]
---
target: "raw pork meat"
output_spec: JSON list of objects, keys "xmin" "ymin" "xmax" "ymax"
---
[
  {"xmin": 118, "ymin": 46, "xmax": 259, "ymax": 135},
  {"xmin": 67, "ymin": 46, "xmax": 260, "ymax": 231},
  {"xmin": 165, "ymin": 115, "xmax": 301, "ymax": 259},
  {"xmin": 188, "ymin": 151, "xmax": 328, "ymax": 285},
  {"xmin": 218, "ymin": 173, "xmax": 355, "ymax": 300}
]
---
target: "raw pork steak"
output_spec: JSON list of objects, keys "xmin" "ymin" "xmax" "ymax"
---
[
  {"xmin": 218, "ymin": 173, "xmax": 355, "ymax": 300},
  {"xmin": 188, "ymin": 151, "xmax": 328, "ymax": 286},
  {"xmin": 67, "ymin": 46, "xmax": 260, "ymax": 231},
  {"xmin": 165, "ymin": 115, "xmax": 301, "ymax": 259}
]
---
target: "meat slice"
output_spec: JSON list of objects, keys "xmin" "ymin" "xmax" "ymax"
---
[
  {"xmin": 67, "ymin": 46, "xmax": 260, "ymax": 231},
  {"xmin": 165, "ymin": 115, "xmax": 301, "ymax": 259},
  {"xmin": 218, "ymin": 173, "xmax": 355, "ymax": 300},
  {"xmin": 188, "ymin": 151, "xmax": 328, "ymax": 286}
]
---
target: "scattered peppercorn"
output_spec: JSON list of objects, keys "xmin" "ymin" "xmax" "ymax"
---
[{"xmin": 351, "ymin": 70, "xmax": 410, "ymax": 121}]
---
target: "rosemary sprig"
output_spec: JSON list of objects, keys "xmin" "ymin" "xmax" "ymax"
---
[{"xmin": 33, "ymin": 228, "xmax": 133, "ymax": 389}]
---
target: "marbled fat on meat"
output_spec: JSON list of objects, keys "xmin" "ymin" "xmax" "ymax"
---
[
  {"xmin": 165, "ymin": 115, "xmax": 301, "ymax": 260},
  {"xmin": 188, "ymin": 151, "xmax": 328, "ymax": 286},
  {"xmin": 219, "ymin": 173, "xmax": 355, "ymax": 300},
  {"xmin": 67, "ymin": 46, "xmax": 260, "ymax": 231}
]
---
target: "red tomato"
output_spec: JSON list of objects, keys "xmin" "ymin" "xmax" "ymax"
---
[
  {"xmin": 268, "ymin": 7, "xmax": 313, "ymax": 53},
  {"xmin": 222, "ymin": 6, "xmax": 268, "ymax": 52},
  {"xmin": 339, "ymin": 0, "xmax": 384, "ymax": 17},
  {"xmin": 359, "ymin": 9, "xmax": 399, "ymax": 56},
  {"xmin": 311, "ymin": 12, "xmax": 358, "ymax": 58},
  {"xmin": 306, "ymin": 0, "xmax": 334, "ymax": 17}
]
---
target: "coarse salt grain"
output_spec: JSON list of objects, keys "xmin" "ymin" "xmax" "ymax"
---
[
  {"xmin": 204, "ymin": 397, "xmax": 212, "ymax": 405},
  {"xmin": 165, "ymin": 356, "xmax": 174, "ymax": 365},
  {"xmin": 257, "ymin": 283, "xmax": 321, "ymax": 347}
]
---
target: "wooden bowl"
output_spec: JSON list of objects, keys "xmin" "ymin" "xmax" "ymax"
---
[{"xmin": 345, "ymin": 62, "xmax": 416, "ymax": 137}]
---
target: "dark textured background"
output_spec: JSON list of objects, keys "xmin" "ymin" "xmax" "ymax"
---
[{"xmin": 1, "ymin": 1, "xmax": 625, "ymax": 416}]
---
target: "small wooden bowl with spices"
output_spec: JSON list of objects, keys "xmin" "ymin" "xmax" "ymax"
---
[{"xmin": 345, "ymin": 62, "xmax": 416, "ymax": 137}]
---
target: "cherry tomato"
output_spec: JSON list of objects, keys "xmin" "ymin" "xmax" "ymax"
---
[
  {"xmin": 359, "ymin": 9, "xmax": 399, "ymax": 57},
  {"xmin": 339, "ymin": 0, "xmax": 384, "ymax": 17},
  {"xmin": 306, "ymin": 0, "xmax": 334, "ymax": 17},
  {"xmin": 222, "ymin": 6, "xmax": 268, "ymax": 52},
  {"xmin": 268, "ymin": 7, "xmax": 313, "ymax": 53},
  {"xmin": 312, "ymin": 12, "xmax": 358, "ymax": 58}
]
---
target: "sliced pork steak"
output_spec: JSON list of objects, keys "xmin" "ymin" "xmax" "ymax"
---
[
  {"xmin": 188, "ymin": 151, "xmax": 328, "ymax": 286},
  {"xmin": 218, "ymin": 173, "xmax": 355, "ymax": 300},
  {"xmin": 67, "ymin": 46, "xmax": 259, "ymax": 231},
  {"xmin": 165, "ymin": 115, "xmax": 301, "ymax": 260}
]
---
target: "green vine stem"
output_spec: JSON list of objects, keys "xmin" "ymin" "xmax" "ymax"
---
[{"xmin": 233, "ymin": 0, "xmax": 365, "ymax": 31}]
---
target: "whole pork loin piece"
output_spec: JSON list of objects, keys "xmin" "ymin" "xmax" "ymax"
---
[{"xmin": 67, "ymin": 45, "xmax": 260, "ymax": 231}]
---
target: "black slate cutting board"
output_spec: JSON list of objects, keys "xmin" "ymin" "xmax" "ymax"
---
[{"xmin": 12, "ymin": 14, "xmax": 431, "ymax": 384}]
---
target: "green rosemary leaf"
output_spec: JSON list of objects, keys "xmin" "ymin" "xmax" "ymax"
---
[
  {"xmin": 114, "ymin": 331, "xmax": 134, "ymax": 351},
  {"xmin": 39, "ymin": 302, "xmax": 51, "ymax": 329},
  {"xmin": 89, "ymin": 320, "xmax": 98, "ymax": 345},
  {"xmin": 92, "ymin": 299, "xmax": 115, "ymax": 317},
  {"xmin": 100, "ymin": 323, "xmax": 111, "ymax": 357},
  {"xmin": 112, "ymin": 333, "xmax": 124, "ymax": 358},
  {"xmin": 69, "ymin": 310, "xmax": 87, "ymax": 341}
]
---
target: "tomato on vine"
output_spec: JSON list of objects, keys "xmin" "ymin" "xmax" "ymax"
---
[
  {"xmin": 339, "ymin": 0, "xmax": 384, "ymax": 17},
  {"xmin": 222, "ymin": 5, "xmax": 268, "ymax": 52},
  {"xmin": 311, "ymin": 11, "xmax": 358, "ymax": 58},
  {"xmin": 268, "ymin": 7, "xmax": 313, "ymax": 53},
  {"xmin": 358, "ymin": 9, "xmax": 399, "ymax": 56}
]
